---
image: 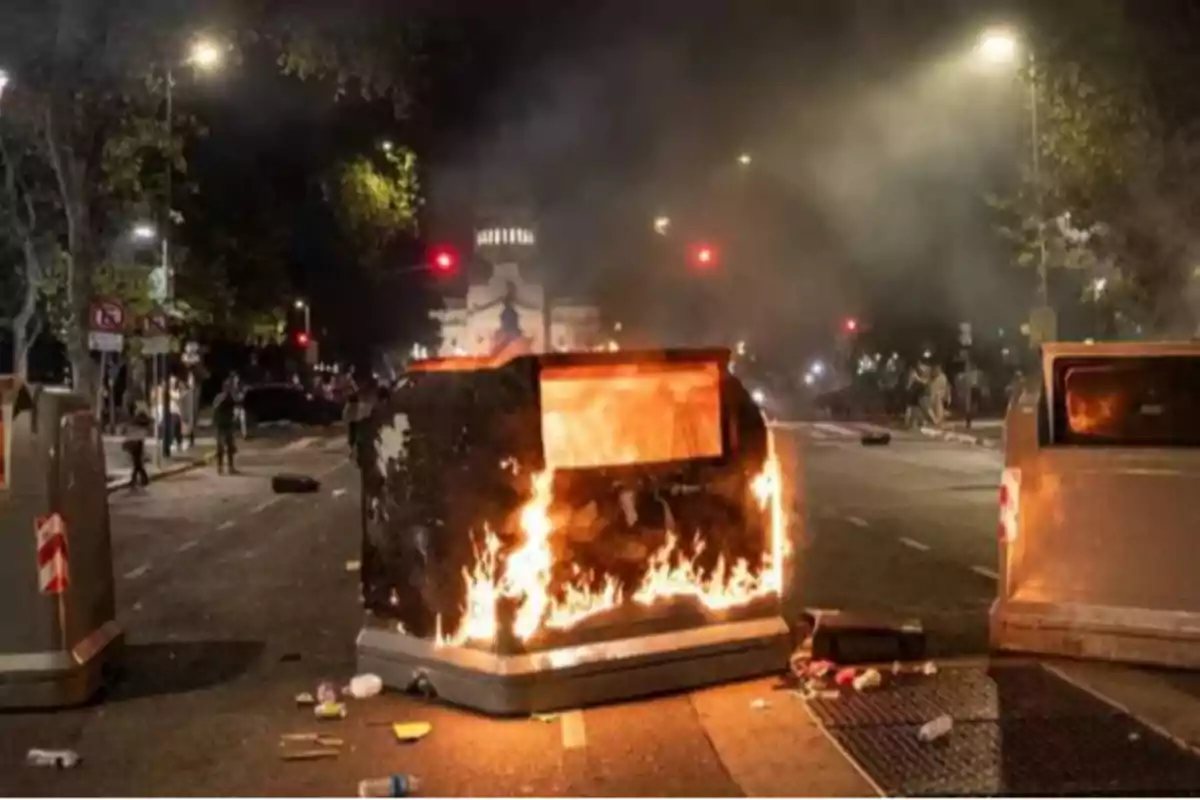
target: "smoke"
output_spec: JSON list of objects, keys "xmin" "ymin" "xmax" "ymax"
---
[{"xmin": 429, "ymin": 4, "xmax": 1033, "ymax": 362}]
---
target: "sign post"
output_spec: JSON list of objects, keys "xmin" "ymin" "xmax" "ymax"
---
[
  {"xmin": 959, "ymin": 322, "xmax": 975, "ymax": 430},
  {"xmin": 87, "ymin": 300, "xmax": 125, "ymax": 353}
]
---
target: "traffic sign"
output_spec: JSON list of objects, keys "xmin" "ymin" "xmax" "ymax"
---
[
  {"xmin": 87, "ymin": 331, "xmax": 124, "ymax": 352},
  {"xmin": 90, "ymin": 300, "xmax": 125, "ymax": 332},
  {"xmin": 142, "ymin": 335, "xmax": 171, "ymax": 355},
  {"xmin": 144, "ymin": 310, "xmax": 169, "ymax": 336}
]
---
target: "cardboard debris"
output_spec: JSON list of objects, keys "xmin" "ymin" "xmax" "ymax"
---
[{"xmin": 280, "ymin": 748, "xmax": 340, "ymax": 761}]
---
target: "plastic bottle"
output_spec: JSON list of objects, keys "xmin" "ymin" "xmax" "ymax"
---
[
  {"xmin": 358, "ymin": 774, "xmax": 419, "ymax": 798},
  {"xmin": 347, "ymin": 673, "xmax": 383, "ymax": 699},
  {"xmin": 917, "ymin": 714, "xmax": 953, "ymax": 742}
]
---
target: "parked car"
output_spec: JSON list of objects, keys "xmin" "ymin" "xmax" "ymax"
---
[{"xmin": 241, "ymin": 383, "xmax": 341, "ymax": 428}]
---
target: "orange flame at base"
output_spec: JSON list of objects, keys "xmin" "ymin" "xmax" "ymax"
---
[{"xmin": 436, "ymin": 447, "xmax": 788, "ymax": 649}]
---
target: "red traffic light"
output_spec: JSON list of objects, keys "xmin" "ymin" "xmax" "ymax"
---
[
  {"xmin": 430, "ymin": 246, "xmax": 458, "ymax": 274},
  {"xmin": 691, "ymin": 243, "xmax": 718, "ymax": 269},
  {"xmin": 296, "ymin": 331, "xmax": 311, "ymax": 347},
  {"xmin": 844, "ymin": 318, "xmax": 859, "ymax": 333}
]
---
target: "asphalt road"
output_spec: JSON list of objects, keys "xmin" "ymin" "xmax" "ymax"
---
[{"xmin": 0, "ymin": 423, "xmax": 1091, "ymax": 797}]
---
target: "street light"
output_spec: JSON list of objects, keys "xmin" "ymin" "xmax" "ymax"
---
[
  {"xmin": 295, "ymin": 299, "xmax": 311, "ymax": 336},
  {"xmin": 737, "ymin": 152, "xmax": 752, "ymax": 167},
  {"xmin": 0, "ymin": 70, "xmax": 9, "ymax": 97},
  {"xmin": 653, "ymin": 215, "xmax": 671, "ymax": 235},
  {"xmin": 381, "ymin": 140, "xmax": 394, "ymax": 153},
  {"xmin": 158, "ymin": 36, "xmax": 227, "ymax": 459},
  {"xmin": 186, "ymin": 38, "xmax": 225, "ymax": 71},
  {"xmin": 131, "ymin": 223, "xmax": 158, "ymax": 241},
  {"xmin": 976, "ymin": 29, "xmax": 1018, "ymax": 65},
  {"xmin": 975, "ymin": 27, "xmax": 1050, "ymax": 323}
]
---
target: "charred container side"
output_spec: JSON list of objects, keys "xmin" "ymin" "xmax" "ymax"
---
[{"xmin": 358, "ymin": 348, "xmax": 781, "ymax": 658}]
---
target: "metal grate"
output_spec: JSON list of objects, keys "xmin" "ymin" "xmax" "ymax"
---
[{"xmin": 808, "ymin": 665, "xmax": 1200, "ymax": 796}]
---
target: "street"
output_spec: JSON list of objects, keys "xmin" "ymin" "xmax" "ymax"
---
[{"xmin": 4, "ymin": 424, "xmax": 1200, "ymax": 796}]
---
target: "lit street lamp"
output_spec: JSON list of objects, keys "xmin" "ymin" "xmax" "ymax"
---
[
  {"xmin": 975, "ymin": 27, "xmax": 1050, "ymax": 329},
  {"xmin": 0, "ymin": 69, "xmax": 9, "ymax": 99},
  {"xmin": 737, "ymin": 152, "xmax": 752, "ymax": 167},
  {"xmin": 157, "ymin": 36, "xmax": 226, "ymax": 459},
  {"xmin": 381, "ymin": 140, "xmax": 394, "ymax": 153},
  {"xmin": 131, "ymin": 222, "xmax": 157, "ymax": 241},
  {"xmin": 653, "ymin": 215, "xmax": 671, "ymax": 235},
  {"xmin": 295, "ymin": 299, "xmax": 311, "ymax": 336}
]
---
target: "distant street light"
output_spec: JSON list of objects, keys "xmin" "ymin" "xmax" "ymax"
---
[
  {"xmin": 976, "ymin": 29, "xmax": 1018, "ymax": 65},
  {"xmin": 131, "ymin": 223, "xmax": 158, "ymax": 241},
  {"xmin": 809, "ymin": 360, "xmax": 825, "ymax": 377},
  {"xmin": 737, "ymin": 152, "xmax": 752, "ymax": 167},
  {"xmin": 294, "ymin": 299, "xmax": 311, "ymax": 336},
  {"xmin": 1092, "ymin": 277, "xmax": 1108, "ymax": 298},
  {"xmin": 653, "ymin": 215, "xmax": 671, "ymax": 235},
  {"xmin": 0, "ymin": 70, "xmax": 9, "ymax": 96},
  {"xmin": 381, "ymin": 140, "xmax": 394, "ymax": 153},
  {"xmin": 187, "ymin": 38, "xmax": 225, "ymax": 71}
]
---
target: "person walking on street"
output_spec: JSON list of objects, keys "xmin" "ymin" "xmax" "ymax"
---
[
  {"xmin": 231, "ymin": 372, "xmax": 248, "ymax": 439},
  {"xmin": 123, "ymin": 408, "xmax": 152, "ymax": 491},
  {"xmin": 344, "ymin": 391, "xmax": 361, "ymax": 456},
  {"xmin": 180, "ymin": 372, "xmax": 198, "ymax": 451},
  {"xmin": 213, "ymin": 377, "xmax": 239, "ymax": 475}
]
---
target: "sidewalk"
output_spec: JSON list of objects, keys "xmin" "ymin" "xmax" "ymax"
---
[{"xmin": 103, "ymin": 434, "xmax": 216, "ymax": 491}]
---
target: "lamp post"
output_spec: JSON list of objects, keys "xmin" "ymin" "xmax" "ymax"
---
[
  {"xmin": 294, "ymin": 299, "xmax": 311, "ymax": 337},
  {"xmin": 158, "ymin": 37, "xmax": 225, "ymax": 459},
  {"xmin": 976, "ymin": 27, "xmax": 1052, "ymax": 338}
]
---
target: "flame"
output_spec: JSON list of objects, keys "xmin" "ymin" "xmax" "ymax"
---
[{"xmin": 437, "ymin": 441, "xmax": 788, "ymax": 648}]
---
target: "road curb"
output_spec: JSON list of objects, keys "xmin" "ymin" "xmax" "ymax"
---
[
  {"xmin": 916, "ymin": 425, "xmax": 1001, "ymax": 448},
  {"xmin": 106, "ymin": 452, "xmax": 216, "ymax": 494}
]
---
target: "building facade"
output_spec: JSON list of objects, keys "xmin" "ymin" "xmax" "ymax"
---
[{"xmin": 431, "ymin": 214, "xmax": 602, "ymax": 358}]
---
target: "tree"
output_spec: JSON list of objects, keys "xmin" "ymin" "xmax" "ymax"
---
[
  {"xmin": 326, "ymin": 145, "xmax": 421, "ymax": 267},
  {"xmin": 0, "ymin": 0, "xmax": 427, "ymax": 395},
  {"xmin": 993, "ymin": 0, "xmax": 1200, "ymax": 337}
]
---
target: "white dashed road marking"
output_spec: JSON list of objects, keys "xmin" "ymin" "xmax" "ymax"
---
[
  {"xmin": 846, "ymin": 516, "xmax": 870, "ymax": 528},
  {"xmin": 251, "ymin": 499, "xmax": 275, "ymax": 514},
  {"xmin": 561, "ymin": 710, "xmax": 587, "ymax": 750},
  {"xmin": 177, "ymin": 540, "xmax": 199, "ymax": 553},
  {"xmin": 124, "ymin": 563, "xmax": 152, "ymax": 580},
  {"xmin": 899, "ymin": 537, "xmax": 931, "ymax": 552},
  {"xmin": 971, "ymin": 566, "xmax": 999, "ymax": 580},
  {"xmin": 217, "ymin": 520, "xmax": 236, "ymax": 531},
  {"xmin": 282, "ymin": 436, "xmax": 319, "ymax": 453}
]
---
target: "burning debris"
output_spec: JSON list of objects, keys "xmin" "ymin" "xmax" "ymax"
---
[
  {"xmin": 355, "ymin": 348, "xmax": 794, "ymax": 713},
  {"xmin": 359, "ymin": 349, "xmax": 788, "ymax": 652}
]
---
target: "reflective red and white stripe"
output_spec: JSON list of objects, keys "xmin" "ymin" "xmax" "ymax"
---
[
  {"xmin": 35, "ymin": 513, "xmax": 69, "ymax": 594},
  {"xmin": 999, "ymin": 468, "xmax": 1021, "ymax": 543}
]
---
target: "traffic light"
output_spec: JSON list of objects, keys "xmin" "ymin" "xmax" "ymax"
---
[
  {"xmin": 429, "ymin": 245, "xmax": 458, "ymax": 275},
  {"xmin": 691, "ymin": 243, "xmax": 718, "ymax": 269},
  {"xmin": 843, "ymin": 317, "xmax": 859, "ymax": 333},
  {"xmin": 296, "ymin": 331, "xmax": 310, "ymax": 348}
]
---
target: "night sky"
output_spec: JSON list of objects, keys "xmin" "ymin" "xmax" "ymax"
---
[{"xmin": 178, "ymin": 0, "xmax": 1116, "ymax": 367}]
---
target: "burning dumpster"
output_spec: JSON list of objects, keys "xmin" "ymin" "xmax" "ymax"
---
[{"xmin": 355, "ymin": 348, "xmax": 794, "ymax": 715}]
